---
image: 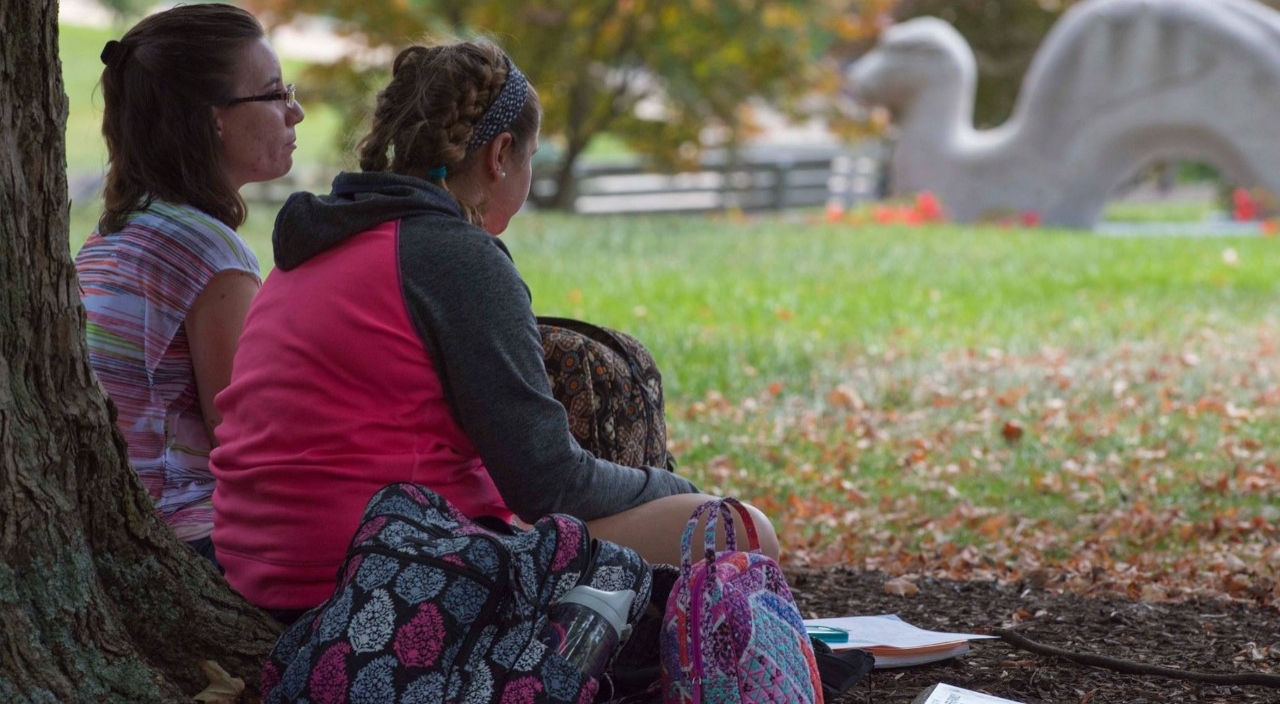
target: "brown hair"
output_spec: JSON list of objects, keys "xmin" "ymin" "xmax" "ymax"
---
[
  {"xmin": 356, "ymin": 41, "xmax": 542, "ymax": 226},
  {"xmin": 97, "ymin": 3, "xmax": 264, "ymax": 235}
]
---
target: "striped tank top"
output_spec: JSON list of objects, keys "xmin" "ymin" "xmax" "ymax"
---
[{"xmin": 75, "ymin": 201, "xmax": 260, "ymax": 541}]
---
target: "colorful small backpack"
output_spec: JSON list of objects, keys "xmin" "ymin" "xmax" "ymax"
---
[
  {"xmin": 659, "ymin": 498, "xmax": 823, "ymax": 703},
  {"xmin": 261, "ymin": 482, "xmax": 652, "ymax": 704}
]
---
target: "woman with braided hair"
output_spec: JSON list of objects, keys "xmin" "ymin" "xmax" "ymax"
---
[
  {"xmin": 75, "ymin": 3, "xmax": 304, "ymax": 566},
  {"xmin": 208, "ymin": 39, "xmax": 780, "ymax": 620}
]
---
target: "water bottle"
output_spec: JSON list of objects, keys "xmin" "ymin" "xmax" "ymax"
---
[{"xmin": 540, "ymin": 585, "xmax": 636, "ymax": 680}]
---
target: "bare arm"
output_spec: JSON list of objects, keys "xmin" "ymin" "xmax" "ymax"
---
[{"xmin": 185, "ymin": 269, "xmax": 259, "ymax": 446}]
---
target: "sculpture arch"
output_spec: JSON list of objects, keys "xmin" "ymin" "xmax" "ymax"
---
[{"xmin": 847, "ymin": 0, "xmax": 1280, "ymax": 229}]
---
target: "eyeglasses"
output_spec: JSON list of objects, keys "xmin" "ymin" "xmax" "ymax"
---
[{"xmin": 224, "ymin": 84, "xmax": 297, "ymax": 109}]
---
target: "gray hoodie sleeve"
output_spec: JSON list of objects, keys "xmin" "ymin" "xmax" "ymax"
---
[{"xmin": 397, "ymin": 216, "xmax": 699, "ymax": 523}]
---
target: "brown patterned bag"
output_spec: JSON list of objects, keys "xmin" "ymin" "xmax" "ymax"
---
[{"xmin": 538, "ymin": 316, "xmax": 675, "ymax": 471}]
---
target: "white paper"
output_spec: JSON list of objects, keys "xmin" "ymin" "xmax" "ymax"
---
[
  {"xmin": 917, "ymin": 683, "xmax": 1025, "ymax": 704},
  {"xmin": 801, "ymin": 613, "xmax": 997, "ymax": 651}
]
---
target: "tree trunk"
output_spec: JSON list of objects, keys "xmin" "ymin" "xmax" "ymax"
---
[
  {"xmin": 0, "ymin": 2, "xmax": 281, "ymax": 700},
  {"xmin": 548, "ymin": 79, "xmax": 598, "ymax": 212},
  {"xmin": 549, "ymin": 152, "xmax": 582, "ymax": 212}
]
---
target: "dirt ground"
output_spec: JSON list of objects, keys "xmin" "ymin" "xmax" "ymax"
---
[{"xmin": 785, "ymin": 567, "xmax": 1280, "ymax": 704}]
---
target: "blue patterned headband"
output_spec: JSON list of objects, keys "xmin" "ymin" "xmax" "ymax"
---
[{"xmin": 465, "ymin": 56, "xmax": 529, "ymax": 153}]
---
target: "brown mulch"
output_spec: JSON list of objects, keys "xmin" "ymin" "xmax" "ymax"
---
[{"xmin": 786, "ymin": 567, "xmax": 1280, "ymax": 704}]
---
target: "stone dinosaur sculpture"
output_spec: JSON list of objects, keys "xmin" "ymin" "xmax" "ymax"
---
[{"xmin": 846, "ymin": 0, "xmax": 1280, "ymax": 229}]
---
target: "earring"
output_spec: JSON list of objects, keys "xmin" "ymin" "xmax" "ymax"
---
[{"xmin": 499, "ymin": 170, "xmax": 507, "ymax": 179}]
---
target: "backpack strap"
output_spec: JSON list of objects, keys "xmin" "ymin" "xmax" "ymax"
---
[
  {"xmin": 678, "ymin": 499, "xmax": 724, "ymax": 579},
  {"xmin": 535, "ymin": 316, "xmax": 633, "ymax": 360},
  {"xmin": 677, "ymin": 497, "xmax": 762, "ymax": 579},
  {"xmin": 702, "ymin": 497, "xmax": 761, "ymax": 556}
]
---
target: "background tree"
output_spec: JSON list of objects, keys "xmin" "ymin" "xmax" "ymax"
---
[
  {"xmin": 1, "ymin": 2, "xmax": 278, "ymax": 699},
  {"xmin": 245, "ymin": 0, "xmax": 888, "ymax": 208}
]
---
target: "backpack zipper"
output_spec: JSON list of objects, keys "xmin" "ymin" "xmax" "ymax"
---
[{"xmin": 687, "ymin": 566, "xmax": 710, "ymax": 703}]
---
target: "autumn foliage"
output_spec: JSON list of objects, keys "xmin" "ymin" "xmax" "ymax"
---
[
  {"xmin": 242, "ymin": 0, "xmax": 897, "ymax": 208},
  {"xmin": 669, "ymin": 333, "xmax": 1280, "ymax": 611}
]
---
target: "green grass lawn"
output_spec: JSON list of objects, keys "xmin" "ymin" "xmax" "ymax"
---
[{"xmin": 507, "ymin": 214, "xmax": 1280, "ymax": 395}]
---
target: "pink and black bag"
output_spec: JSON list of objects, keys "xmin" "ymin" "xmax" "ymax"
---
[
  {"xmin": 261, "ymin": 482, "xmax": 652, "ymax": 703},
  {"xmin": 659, "ymin": 498, "xmax": 822, "ymax": 703}
]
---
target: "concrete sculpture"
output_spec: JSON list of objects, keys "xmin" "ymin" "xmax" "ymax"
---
[{"xmin": 846, "ymin": 0, "xmax": 1280, "ymax": 229}]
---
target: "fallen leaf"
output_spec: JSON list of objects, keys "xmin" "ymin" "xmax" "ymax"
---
[
  {"xmin": 826, "ymin": 385, "xmax": 865, "ymax": 411},
  {"xmin": 194, "ymin": 660, "xmax": 245, "ymax": 704},
  {"xmin": 1001, "ymin": 420, "xmax": 1024, "ymax": 443},
  {"xmin": 1009, "ymin": 608, "xmax": 1035, "ymax": 626},
  {"xmin": 883, "ymin": 577, "xmax": 919, "ymax": 596}
]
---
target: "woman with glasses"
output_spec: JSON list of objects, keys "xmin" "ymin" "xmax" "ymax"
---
[{"xmin": 74, "ymin": 3, "xmax": 304, "ymax": 567}]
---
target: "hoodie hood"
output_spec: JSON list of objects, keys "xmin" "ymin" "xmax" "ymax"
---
[{"xmin": 272, "ymin": 171, "xmax": 464, "ymax": 271}]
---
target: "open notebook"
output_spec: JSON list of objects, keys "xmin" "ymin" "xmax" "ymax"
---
[{"xmin": 803, "ymin": 614, "xmax": 997, "ymax": 668}]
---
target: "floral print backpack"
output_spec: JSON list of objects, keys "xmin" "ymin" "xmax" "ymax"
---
[
  {"xmin": 538, "ymin": 317, "xmax": 675, "ymax": 472},
  {"xmin": 659, "ymin": 498, "xmax": 822, "ymax": 703},
  {"xmin": 261, "ymin": 482, "xmax": 653, "ymax": 703}
]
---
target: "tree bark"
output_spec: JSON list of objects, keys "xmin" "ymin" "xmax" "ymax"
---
[{"xmin": 0, "ymin": 2, "xmax": 280, "ymax": 700}]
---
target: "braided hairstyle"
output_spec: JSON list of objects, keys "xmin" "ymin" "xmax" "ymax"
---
[
  {"xmin": 356, "ymin": 41, "xmax": 541, "ymax": 226},
  {"xmin": 97, "ymin": 3, "xmax": 264, "ymax": 235}
]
